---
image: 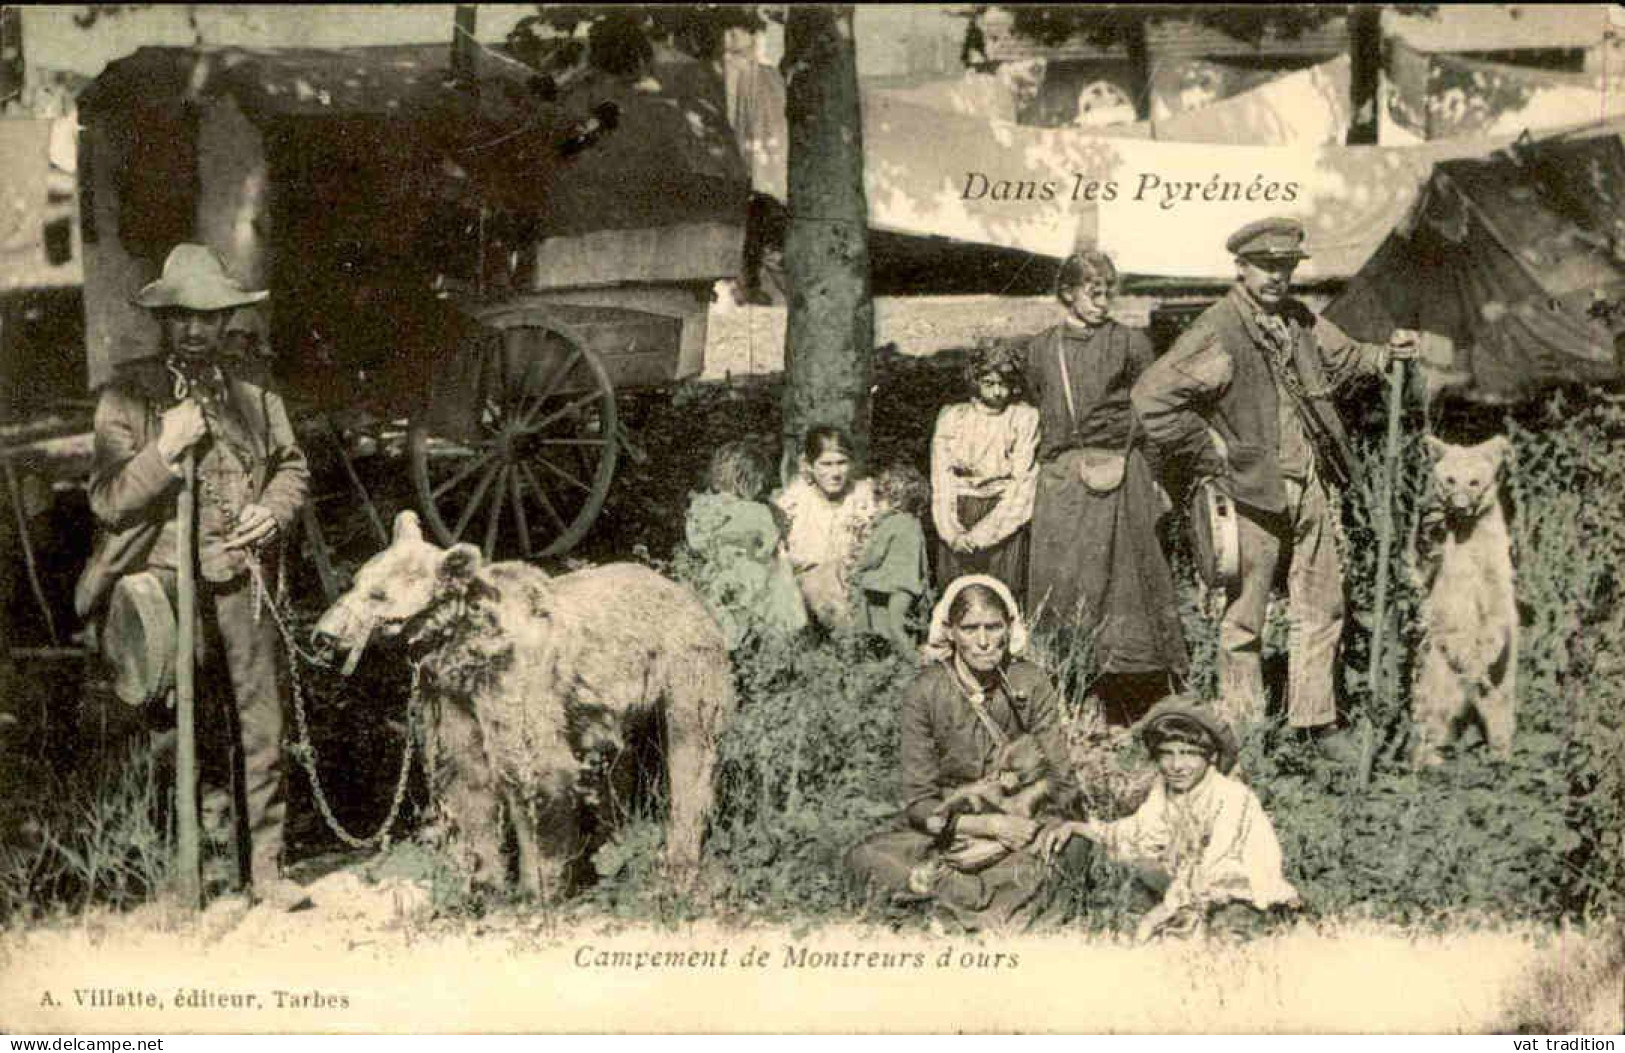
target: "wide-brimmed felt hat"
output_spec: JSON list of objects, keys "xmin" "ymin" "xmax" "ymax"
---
[
  {"xmin": 101, "ymin": 571, "xmax": 176, "ymax": 707},
  {"xmin": 133, "ymin": 244, "xmax": 269, "ymax": 312},
  {"xmin": 1137, "ymin": 695, "xmax": 1239, "ymax": 774},
  {"xmin": 1226, "ymin": 216, "xmax": 1310, "ymax": 262}
]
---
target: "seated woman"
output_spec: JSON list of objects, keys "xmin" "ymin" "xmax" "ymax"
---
[
  {"xmin": 772, "ymin": 425, "xmax": 876, "ymax": 629},
  {"xmin": 847, "ymin": 575, "xmax": 1092, "ymax": 932},
  {"xmin": 1038, "ymin": 697, "xmax": 1300, "ymax": 941}
]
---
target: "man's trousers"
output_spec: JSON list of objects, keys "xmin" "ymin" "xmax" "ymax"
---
[
  {"xmin": 152, "ymin": 567, "xmax": 288, "ymax": 889},
  {"xmin": 1218, "ymin": 466, "xmax": 1345, "ymax": 730}
]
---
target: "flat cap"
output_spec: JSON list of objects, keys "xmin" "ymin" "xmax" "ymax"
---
[
  {"xmin": 1137, "ymin": 695, "xmax": 1240, "ymax": 774},
  {"xmin": 1226, "ymin": 216, "xmax": 1310, "ymax": 261}
]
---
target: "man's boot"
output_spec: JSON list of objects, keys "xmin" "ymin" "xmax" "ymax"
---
[{"xmin": 250, "ymin": 843, "xmax": 312, "ymax": 911}]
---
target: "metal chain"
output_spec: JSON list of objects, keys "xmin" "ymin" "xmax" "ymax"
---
[
  {"xmin": 169, "ymin": 359, "xmax": 420, "ymax": 850},
  {"xmin": 1254, "ymin": 309, "xmax": 1336, "ymax": 400},
  {"xmin": 248, "ymin": 551, "xmax": 420, "ymax": 850}
]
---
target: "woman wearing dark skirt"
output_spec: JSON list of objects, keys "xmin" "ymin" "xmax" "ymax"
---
[
  {"xmin": 846, "ymin": 576, "xmax": 1092, "ymax": 933},
  {"xmin": 929, "ymin": 341, "xmax": 1039, "ymax": 609},
  {"xmin": 1021, "ymin": 250, "xmax": 1188, "ymax": 724}
]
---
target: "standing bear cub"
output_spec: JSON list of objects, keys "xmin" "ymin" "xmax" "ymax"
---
[
  {"xmin": 1411, "ymin": 435, "xmax": 1518, "ymax": 767},
  {"xmin": 312, "ymin": 511, "xmax": 737, "ymax": 900}
]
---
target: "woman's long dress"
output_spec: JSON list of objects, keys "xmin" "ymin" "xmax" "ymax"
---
[{"xmin": 1021, "ymin": 321, "xmax": 1188, "ymax": 680}]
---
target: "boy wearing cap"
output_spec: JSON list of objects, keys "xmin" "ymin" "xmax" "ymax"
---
[
  {"xmin": 1038, "ymin": 698, "xmax": 1300, "ymax": 941},
  {"xmin": 75, "ymin": 244, "xmax": 310, "ymax": 908},
  {"xmin": 1130, "ymin": 217, "xmax": 1418, "ymax": 758}
]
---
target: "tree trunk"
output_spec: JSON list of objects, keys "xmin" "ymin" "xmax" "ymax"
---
[
  {"xmin": 451, "ymin": 5, "xmax": 478, "ymax": 85},
  {"xmin": 0, "ymin": 8, "xmax": 23, "ymax": 108},
  {"xmin": 781, "ymin": 4, "xmax": 874, "ymax": 476},
  {"xmin": 1347, "ymin": 5, "xmax": 1381, "ymax": 145},
  {"xmin": 1125, "ymin": 18, "xmax": 1151, "ymax": 122}
]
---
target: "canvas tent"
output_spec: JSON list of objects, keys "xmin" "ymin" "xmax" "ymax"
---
[{"xmin": 1324, "ymin": 125, "xmax": 1625, "ymax": 402}]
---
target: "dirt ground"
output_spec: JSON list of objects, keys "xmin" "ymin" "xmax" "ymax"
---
[{"xmin": 2, "ymin": 882, "xmax": 1620, "ymax": 1033}]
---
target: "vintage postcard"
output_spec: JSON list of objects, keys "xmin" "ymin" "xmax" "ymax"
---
[{"xmin": 1, "ymin": 2, "xmax": 1622, "ymax": 1035}]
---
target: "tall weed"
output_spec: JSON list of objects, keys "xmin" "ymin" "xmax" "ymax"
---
[
  {"xmin": 569, "ymin": 388, "xmax": 1624, "ymax": 926},
  {"xmin": 0, "ymin": 740, "xmax": 171, "ymax": 920}
]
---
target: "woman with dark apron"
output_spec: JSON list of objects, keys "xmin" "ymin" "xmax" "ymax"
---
[{"xmin": 1021, "ymin": 251, "xmax": 1188, "ymax": 725}]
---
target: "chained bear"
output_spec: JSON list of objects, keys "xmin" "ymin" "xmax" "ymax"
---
[{"xmin": 311, "ymin": 511, "xmax": 736, "ymax": 900}]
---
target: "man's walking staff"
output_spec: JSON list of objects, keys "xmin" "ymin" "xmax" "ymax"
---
[
  {"xmin": 173, "ymin": 416, "xmax": 201, "ymax": 908},
  {"xmin": 1358, "ymin": 343, "xmax": 1411, "ymax": 788}
]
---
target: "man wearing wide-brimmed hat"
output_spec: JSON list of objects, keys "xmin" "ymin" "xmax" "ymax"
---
[
  {"xmin": 1131, "ymin": 218, "xmax": 1419, "ymax": 761},
  {"xmin": 75, "ymin": 243, "xmax": 309, "ymax": 908}
]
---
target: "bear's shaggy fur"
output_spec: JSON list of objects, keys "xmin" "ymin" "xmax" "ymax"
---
[
  {"xmin": 312, "ymin": 511, "xmax": 736, "ymax": 899},
  {"xmin": 1411, "ymin": 435, "xmax": 1518, "ymax": 767}
]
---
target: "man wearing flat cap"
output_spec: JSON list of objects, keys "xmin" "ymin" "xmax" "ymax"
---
[
  {"xmin": 75, "ymin": 244, "xmax": 310, "ymax": 907},
  {"xmin": 1131, "ymin": 218, "xmax": 1417, "ymax": 759}
]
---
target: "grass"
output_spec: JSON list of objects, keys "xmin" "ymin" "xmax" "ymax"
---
[
  {"xmin": 0, "ymin": 739, "xmax": 171, "ymax": 923},
  {"xmin": 2, "ymin": 372, "xmax": 1622, "ymax": 955}
]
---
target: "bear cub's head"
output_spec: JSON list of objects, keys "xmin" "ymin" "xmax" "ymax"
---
[
  {"xmin": 311, "ymin": 510, "xmax": 487, "ymax": 674},
  {"xmin": 1425, "ymin": 434, "xmax": 1508, "ymax": 526}
]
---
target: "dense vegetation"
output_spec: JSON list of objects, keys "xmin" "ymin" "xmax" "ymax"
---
[{"xmin": 2, "ymin": 353, "xmax": 1620, "ymax": 932}]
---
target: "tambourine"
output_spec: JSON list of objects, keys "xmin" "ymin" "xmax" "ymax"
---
[
  {"xmin": 102, "ymin": 571, "xmax": 177, "ymax": 707},
  {"xmin": 1188, "ymin": 477, "xmax": 1240, "ymax": 591}
]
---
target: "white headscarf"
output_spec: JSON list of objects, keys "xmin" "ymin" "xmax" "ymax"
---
[{"xmin": 920, "ymin": 574, "xmax": 1030, "ymax": 664}]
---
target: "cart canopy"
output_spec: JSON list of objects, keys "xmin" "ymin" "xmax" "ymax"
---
[
  {"xmin": 77, "ymin": 43, "xmax": 748, "ymax": 235},
  {"xmin": 76, "ymin": 44, "xmax": 748, "ymax": 390}
]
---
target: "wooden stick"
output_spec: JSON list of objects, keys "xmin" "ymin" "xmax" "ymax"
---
[
  {"xmin": 173, "ymin": 448, "xmax": 201, "ymax": 910},
  {"xmin": 323, "ymin": 413, "xmax": 388, "ymax": 546},
  {"xmin": 8, "ymin": 647, "xmax": 85, "ymax": 660},
  {"xmin": 2, "ymin": 459, "xmax": 60, "ymax": 646},
  {"xmin": 1359, "ymin": 355, "xmax": 1408, "ymax": 788},
  {"xmin": 299, "ymin": 502, "xmax": 340, "ymax": 603}
]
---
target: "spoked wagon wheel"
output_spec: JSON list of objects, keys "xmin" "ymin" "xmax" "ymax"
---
[{"xmin": 407, "ymin": 307, "xmax": 618, "ymax": 560}]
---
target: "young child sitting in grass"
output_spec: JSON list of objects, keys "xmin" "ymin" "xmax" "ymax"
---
[
  {"xmin": 684, "ymin": 440, "xmax": 808, "ymax": 648},
  {"xmin": 851, "ymin": 463, "xmax": 931, "ymax": 655},
  {"xmin": 1037, "ymin": 696, "xmax": 1301, "ymax": 941}
]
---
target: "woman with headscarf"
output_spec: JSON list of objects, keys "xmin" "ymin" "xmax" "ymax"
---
[
  {"xmin": 1020, "ymin": 249, "xmax": 1188, "ymax": 725},
  {"xmin": 846, "ymin": 575, "xmax": 1091, "ymax": 932},
  {"xmin": 930, "ymin": 339, "xmax": 1039, "ymax": 608}
]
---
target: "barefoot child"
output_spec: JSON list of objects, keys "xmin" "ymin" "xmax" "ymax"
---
[
  {"xmin": 1037, "ymin": 697, "xmax": 1300, "ymax": 941},
  {"xmin": 685, "ymin": 441, "xmax": 808, "ymax": 647},
  {"xmin": 852, "ymin": 464, "xmax": 931, "ymax": 654}
]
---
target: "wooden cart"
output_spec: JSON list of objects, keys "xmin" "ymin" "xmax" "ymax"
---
[{"xmin": 76, "ymin": 42, "xmax": 748, "ymax": 564}]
